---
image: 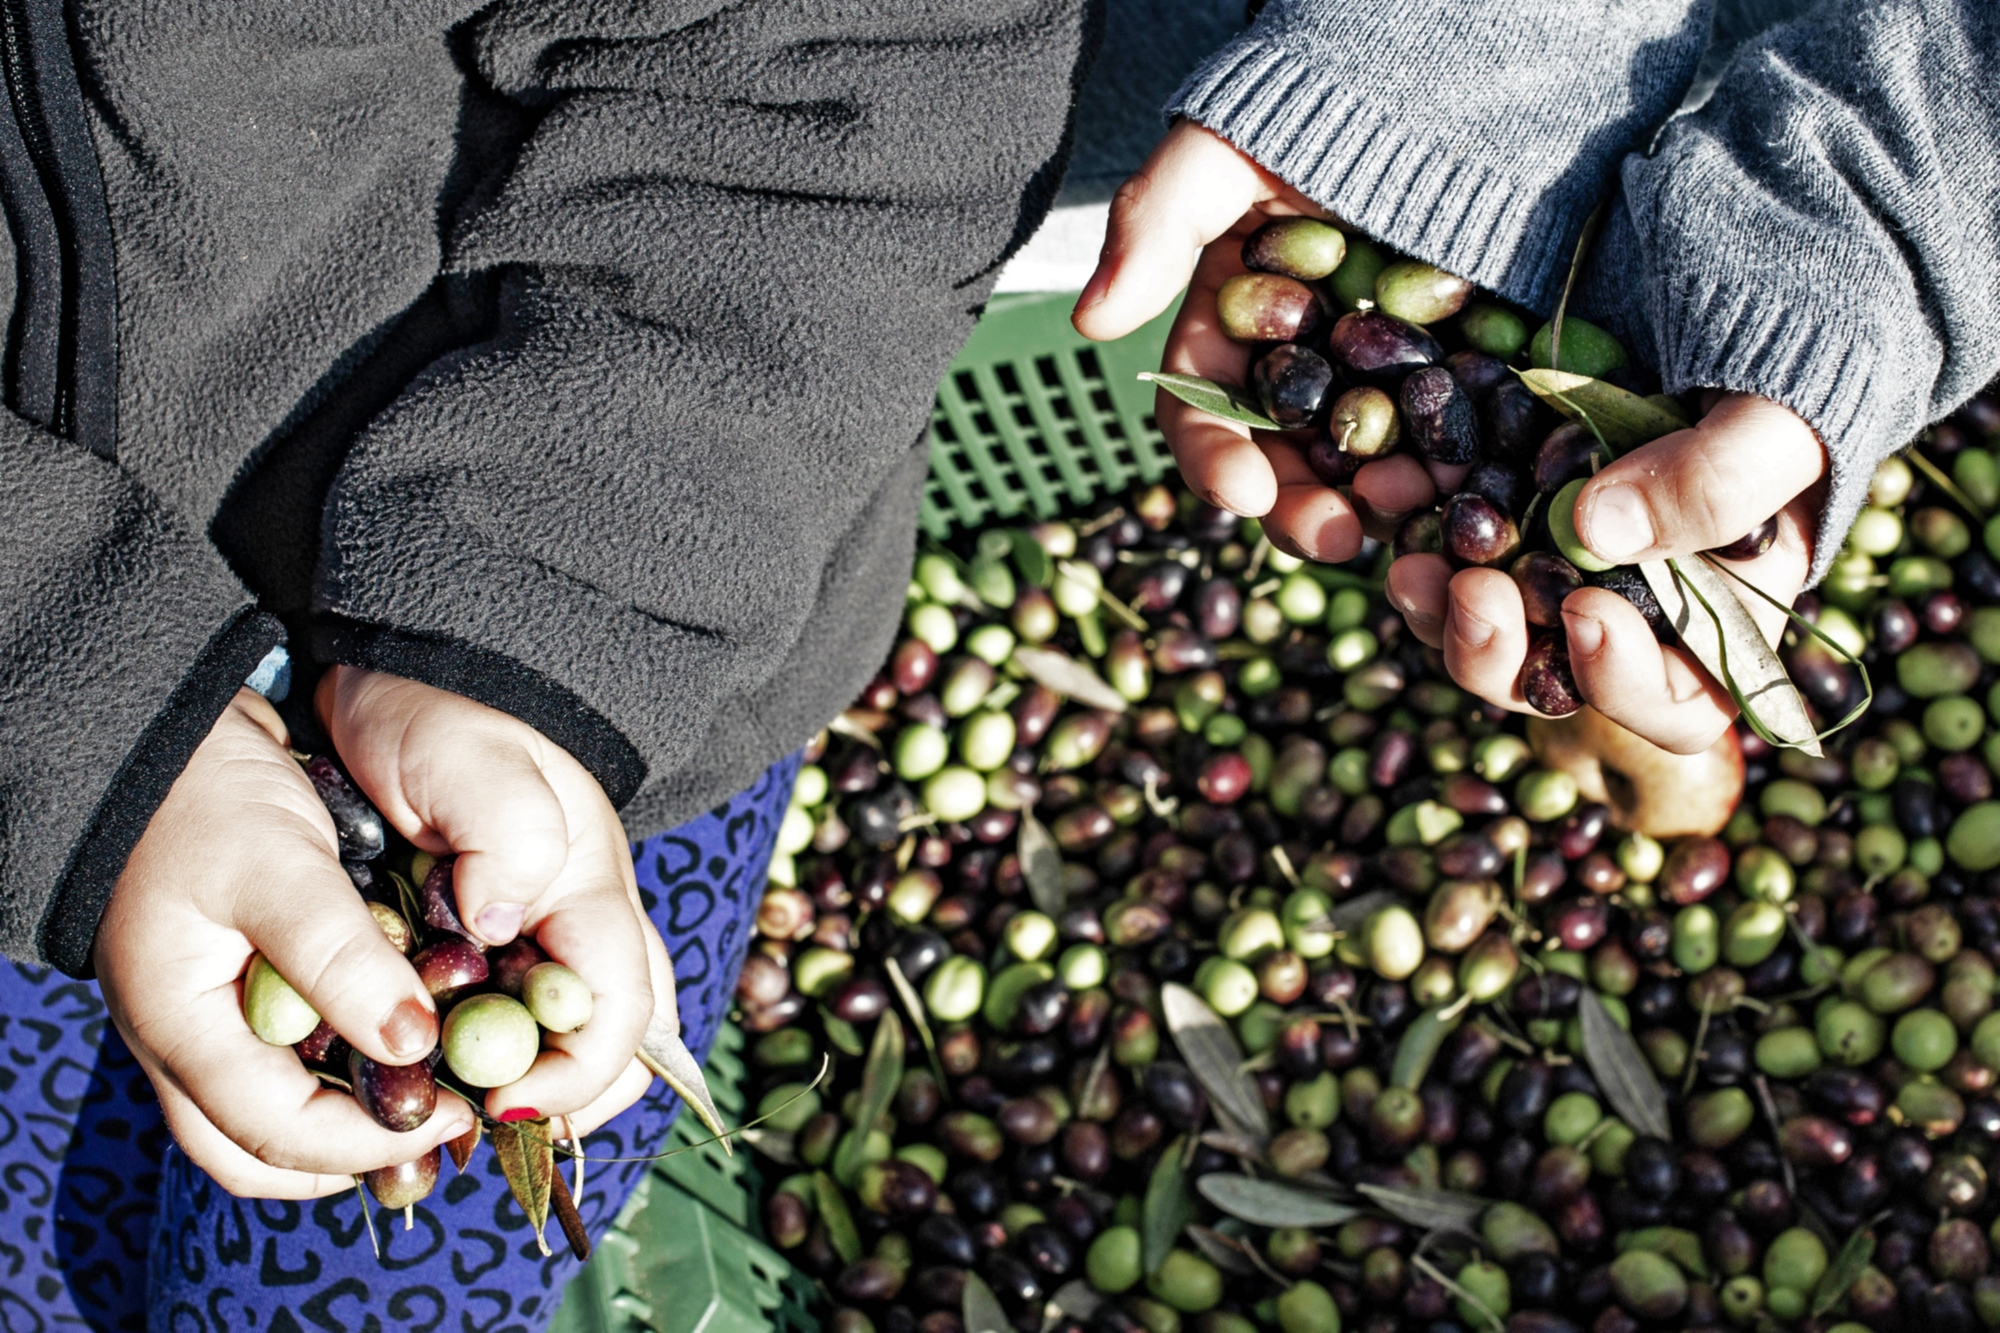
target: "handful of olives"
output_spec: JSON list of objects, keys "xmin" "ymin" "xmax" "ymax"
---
[
  {"xmin": 241, "ymin": 758, "xmax": 593, "ymax": 1215},
  {"xmin": 1195, "ymin": 217, "xmax": 1783, "ymax": 718}
]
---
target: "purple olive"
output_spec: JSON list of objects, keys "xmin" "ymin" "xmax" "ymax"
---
[
  {"xmin": 1708, "ymin": 514, "xmax": 1778, "ymax": 560},
  {"xmin": 1533, "ymin": 422, "xmax": 1610, "ymax": 493},
  {"xmin": 1512, "ymin": 552, "xmax": 1584, "ymax": 628},
  {"xmin": 1443, "ymin": 349, "xmax": 1509, "ymax": 399},
  {"xmin": 1521, "ymin": 630, "xmax": 1583, "ymax": 716},
  {"xmin": 1463, "ymin": 460, "xmax": 1533, "ymax": 518},
  {"xmin": 304, "ymin": 755, "xmax": 386, "ymax": 861},
  {"xmin": 349, "ymin": 1049, "xmax": 439, "ymax": 1133},
  {"xmin": 1327, "ymin": 310, "xmax": 1442, "ymax": 384},
  {"xmin": 1216, "ymin": 273, "xmax": 1325, "ymax": 343},
  {"xmin": 1483, "ymin": 379, "xmax": 1553, "ymax": 459},
  {"xmin": 362, "ymin": 1147, "xmax": 440, "ymax": 1209},
  {"xmin": 1442, "ymin": 493, "xmax": 1521, "ymax": 568},
  {"xmin": 1399, "ymin": 366, "xmax": 1482, "ymax": 465},
  {"xmin": 1253, "ymin": 344, "xmax": 1336, "ymax": 429},
  {"xmin": 412, "ymin": 939, "xmax": 490, "ymax": 1006},
  {"xmin": 1586, "ymin": 566, "xmax": 1671, "ymax": 640}
]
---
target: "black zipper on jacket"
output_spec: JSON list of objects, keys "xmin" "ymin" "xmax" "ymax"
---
[{"xmin": 0, "ymin": 0, "xmax": 115, "ymax": 456}]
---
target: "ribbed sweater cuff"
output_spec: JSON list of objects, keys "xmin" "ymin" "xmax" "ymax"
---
[
  {"xmin": 1583, "ymin": 206, "xmax": 1908, "ymax": 587},
  {"xmin": 1169, "ymin": 40, "xmax": 1595, "ymax": 311}
]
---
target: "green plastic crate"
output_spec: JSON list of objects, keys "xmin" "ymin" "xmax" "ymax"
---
[
  {"xmin": 922, "ymin": 291, "xmax": 1177, "ymax": 539},
  {"xmin": 551, "ymin": 289, "xmax": 1174, "ymax": 1333},
  {"xmin": 546, "ymin": 1023, "xmax": 817, "ymax": 1333}
]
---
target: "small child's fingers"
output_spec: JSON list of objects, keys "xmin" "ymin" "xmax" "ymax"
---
[
  {"xmin": 1442, "ymin": 569, "xmax": 1532, "ymax": 711},
  {"xmin": 1561, "ymin": 587, "xmax": 1738, "ymax": 754},
  {"xmin": 1351, "ymin": 455, "xmax": 1436, "ymax": 538}
]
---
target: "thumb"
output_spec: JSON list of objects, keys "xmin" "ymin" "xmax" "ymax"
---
[
  {"xmin": 1575, "ymin": 393, "xmax": 1827, "ymax": 566},
  {"xmin": 1072, "ymin": 121, "xmax": 1282, "ymax": 342},
  {"xmin": 405, "ymin": 735, "xmax": 570, "ymax": 946}
]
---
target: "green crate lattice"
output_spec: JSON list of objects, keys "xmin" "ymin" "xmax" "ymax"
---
[
  {"xmin": 922, "ymin": 291, "xmax": 1176, "ymax": 539},
  {"xmin": 551, "ymin": 289, "xmax": 1173, "ymax": 1333}
]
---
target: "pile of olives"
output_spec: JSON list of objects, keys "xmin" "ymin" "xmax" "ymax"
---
[
  {"xmin": 732, "ymin": 383, "xmax": 2000, "ymax": 1333},
  {"xmin": 242, "ymin": 758, "xmax": 592, "ymax": 1211}
]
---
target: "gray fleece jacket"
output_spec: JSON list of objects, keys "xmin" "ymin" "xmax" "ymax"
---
[
  {"xmin": 1169, "ymin": 0, "xmax": 2000, "ymax": 580},
  {"xmin": 0, "ymin": 0, "xmax": 1098, "ymax": 974}
]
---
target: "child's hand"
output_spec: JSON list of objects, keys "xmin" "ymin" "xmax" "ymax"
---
[
  {"xmin": 1386, "ymin": 393, "xmax": 1828, "ymax": 752},
  {"xmin": 94, "ymin": 690, "xmax": 475, "ymax": 1199},
  {"xmin": 317, "ymin": 666, "xmax": 663, "ymax": 1131},
  {"xmin": 1073, "ymin": 121, "xmax": 1373, "ymax": 563}
]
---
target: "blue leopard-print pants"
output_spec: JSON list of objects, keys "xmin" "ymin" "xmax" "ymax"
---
[{"xmin": 0, "ymin": 755, "xmax": 795, "ymax": 1333}]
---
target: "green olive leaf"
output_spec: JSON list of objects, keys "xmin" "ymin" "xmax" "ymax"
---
[
  {"xmin": 1161, "ymin": 983, "xmax": 1270, "ymax": 1144},
  {"xmin": 491, "ymin": 1118, "xmax": 556, "ymax": 1256},
  {"xmin": 1047, "ymin": 1280, "xmax": 1107, "ymax": 1323},
  {"xmin": 884, "ymin": 958, "xmax": 947, "ymax": 1087},
  {"xmin": 1813, "ymin": 1226, "xmax": 1877, "ymax": 1317},
  {"xmin": 812, "ymin": 1171, "xmax": 863, "ymax": 1264},
  {"xmin": 818, "ymin": 1006, "xmax": 866, "ymax": 1057},
  {"xmin": 1010, "ymin": 646, "xmax": 1129, "ymax": 714},
  {"xmin": 638, "ymin": 1015, "xmax": 733, "ymax": 1155},
  {"xmin": 1411, "ymin": 1254, "xmax": 1506, "ymax": 1333},
  {"xmin": 832, "ymin": 1010, "xmax": 904, "ymax": 1183},
  {"xmin": 1355, "ymin": 1184, "xmax": 1491, "ymax": 1235},
  {"xmin": 1016, "ymin": 807, "xmax": 1068, "ymax": 919},
  {"xmin": 961, "ymin": 1271, "xmax": 1009, "ymax": 1333},
  {"xmin": 1007, "ymin": 528, "xmax": 1055, "ymax": 589},
  {"xmin": 1616, "ymin": 1227, "xmax": 1709, "ymax": 1280},
  {"xmin": 1642, "ymin": 557, "xmax": 1822, "ymax": 757},
  {"xmin": 1517, "ymin": 370, "xmax": 1689, "ymax": 452},
  {"xmin": 1578, "ymin": 989, "xmax": 1671, "ymax": 1140},
  {"xmin": 1184, "ymin": 1224, "xmax": 1261, "ymax": 1276},
  {"xmin": 1143, "ymin": 1136, "xmax": 1196, "ymax": 1275},
  {"xmin": 1390, "ymin": 1006, "xmax": 1460, "ymax": 1090},
  {"xmin": 1196, "ymin": 1175, "xmax": 1360, "ymax": 1228},
  {"xmin": 1138, "ymin": 372, "xmax": 1284, "ymax": 432}
]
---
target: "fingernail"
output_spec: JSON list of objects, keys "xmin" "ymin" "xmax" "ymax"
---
[
  {"xmin": 497, "ymin": 1107, "xmax": 542, "ymax": 1124},
  {"xmin": 382, "ymin": 998, "xmax": 435, "ymax": 1060},
  {"xmin": 1583, "ymin": 483, "xmax": 1654, "ymax": 564},
  {"xmin": 1563, "ymin": 609, "xmax": 1606, "ymax": 659},
  {"xmin": 476, "ymin": 902, "xmax": 526, "ymax": 943},
  {"xmin": 1451, "ymin": 604, "xmax": 1494, "ymax": 649}
]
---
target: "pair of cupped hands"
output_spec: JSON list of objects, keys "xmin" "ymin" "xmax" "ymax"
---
[
  {"xmin": 97, "ymin": 666, "xmax": 670, "ymax": 1197},
  {"xmin": 1075, "ymin": 123, "xmax": 1829, "ymax": 753}
]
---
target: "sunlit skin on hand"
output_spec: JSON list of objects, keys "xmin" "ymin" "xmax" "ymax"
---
[{"xmin": 1074, "ymin": 120, "xmax": 1829, "ymax": 754}]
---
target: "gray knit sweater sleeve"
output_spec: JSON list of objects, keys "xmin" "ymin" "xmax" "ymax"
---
[
  {"xmin": 1166, "ymin": 1, "xmax": 1714, "ymax": 311},
  {"xmin": 1578, "ymin": 0, "xmax": 2000, "ymax": 581}
]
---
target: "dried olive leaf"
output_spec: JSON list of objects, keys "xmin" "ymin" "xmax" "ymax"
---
[
  {"xmin": 1391, "ymin": 1006, "xmax": 1460, "ymax": 1091},
  {"xmin": 1143, "ymin": 1136, "xmax": 1196, "ymax": 1275},
  {"xmin": 961, "ymin": 1271, "xmax": 1009, "ymax": 1333},
  {"xmin": 1318, "ymin": 889, "xmax": 1400, "ymax": 934},
  {"xmin": 1185, "ymin": 1224, "xmax": 1260, "ymax": 1276},
  {"xmin": 1356, "ymin": 1184, "xmax": 1490, "ymax": 1235},
  {"xmin": 740, "ymin": 1127, "xmax": 798, "ymax": 1164},
  {"xmin": 1517, "ymin": 369, "xmax": 1689, "ymax": 452},
  {"xmin": 833, "ymin": 1010, "xmax": 904, "ymax": 1182},
  {"xmin": 1578, "ymin": 989, "xmax": 1671, "ymax": 1140},
  {"xmin": 445, "ymin": 1117, "xmax": 482, "ymax": 1173},
  {"xmin": 1197, "ymin": 1175, "xmax": 1360, "ymax": 1228},
  {"xmin": 1813, "ymin": 1226, "xmax": 1877, "ymax": 1317},
  {"xmin": 1011, "ymin": 647, "xmax": 1129, "ymax": 713},
  {"xmin": 354, "ymin": 1178, "xmax": 383, "ymax": 1260},
  {"xmin": 1017, "ymin": 808, "xmax": 1068, "ymax": 918},
  {"xmin": 638, "ymin": 1013, "xmax": 733, "ymax": 1154},
  {"xmin": 491, "ymin": 1118, "xmax": 555, "ymax": 1256},
  {"xmin": 548, "ymin": 1161, "xmax": 591, "ymax": 1261},
  {"xmin": 813, "ymin": 1171, "xmax": 863, "ymax": 1264},
  {"xmin": 1642, "ymin": 558, "xmax": 1822, "ymax": 757},
  {"xmin": 1138, "ymin": 372, "xmax": 1284, "ymax": 432},
  {"xmin": 1162, "ymin": 983, "xmax": 1271, "ymax": 1143}
]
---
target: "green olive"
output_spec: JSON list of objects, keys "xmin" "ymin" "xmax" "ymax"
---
[
  {"xmin": 1147, "ymin": 1249, "xmax": 1223, "ymax": 1313},
  {"xmin": 442, "ymin": 993, "xmax": 540, "ymax": 1088},
  {"xmin": 1086, "ymin": 1225, "xmax": 1143, "ymax": 1294},
  {"xmin": 243, "ymin": 953, "xmax": 321, "ymax": 1047},
  {"xmin": 520, "ymin": 962, "xmax": 593, "ymax": 1034}
]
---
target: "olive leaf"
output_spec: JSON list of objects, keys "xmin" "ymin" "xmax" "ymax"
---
[
  {"xmin": 1617, "ymin": 1226, "xmax": 1709, "ymax": 1280},
  {"xmin": 813, "ymin": 1171, "xmax": 863, "ymax": 1264},
  {"xmin": 548, "ymin": 1159, "xmax": 592, "ymax": 1261},
  {"xmin": 1143, "ymin": 1137, "xmax": 1196, "ymax": 1275},
  {"xmin": 1813, "ymin": 1225, "xmax": 1877, "ymax": 1316},
  {"xmin": 1196, "ymin": 1175, "xmax": 1360, "ymax": 1228},
  {"xmin": 445, "ymin": 1117, "xmax": 482, "ymax": 1173},
  {"xmin": 961, "ymin": 1272, "xmax": 1009, "ymax": 1333},
  {"xmin": 1161, "ymin": 983, "xmax": 1271, "ymax": 1144},
  {"xmin": 1011, "ymin": 646, "xmax": 1129, "ymax": 713},
  {"xmin": 1045, "ymin": 1280, "xmax": 1106, "ymax": 1323},
  {"xmin": 353, "ymin": 1178, "xmax": 383, "ymax": 1260},
  {"xmin": 1517, "ymin": 370, "xmax": 1689, "ymax": 452},
  {"xmin": 884, "ymin": 957, "xmax": 947, "ymax": 1087},
  {"xmin": 819, "ymin": 1006, "xmax": 866, "ymax": 1057},
  {"xmin": 1641, "ymin": 557, "xmax": 1823, "ymax": 757},
  {"xmin": 1411, "ymin": 1254, "xmax": 1505, "ymax": 1333},
  {"xmin": 1008, "ymin": 528, "xmax": 1055, "ymax": 589},
  {"xmin": 1017, "ymin": 807, "xmax": 1068, "ymax": 918},
  {"xmin": 832, "ymin": 1010, "xmax": 904, "ymax": 1183},
  {"xmin": 1391, "ymin": 1006, "xmax": 1460, "ymax": 1090},
  {"xmin": 1185, "ymin": 1225, "xmax": 1260, "ymax": 1276},
  {"xmin": 1355, "ymin": 1184, "xmax": 1490, "ymax": 1235},
  {"xmin": 638, "ymin": 1012, "xmax": 733, "ymax": 1154},
  {"xmin": 492, "ymin": 1117, "xmax": 556, "ymax": 1256},
  {"xmin": 1578, "ymin": 989, "xmax": 1671, "ymax": 1140},
  {"xmin": 1137, "ymin": 372, "xmax": 1284, "ymax": 432}
]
